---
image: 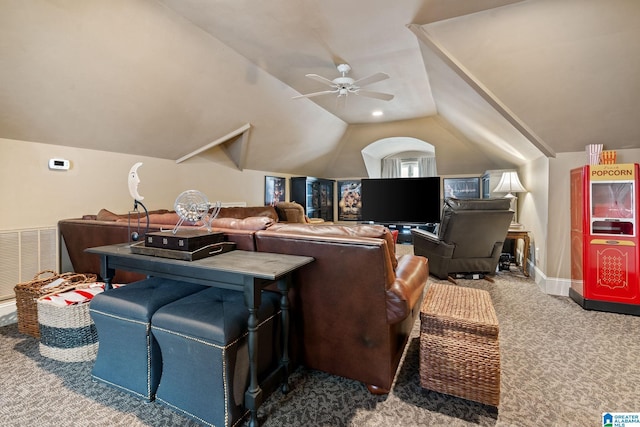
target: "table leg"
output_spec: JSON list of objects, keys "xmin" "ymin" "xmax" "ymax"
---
[
  {"xmin": 99, "ymin": 255, "xmax": 115, "ymax": 290},
  {"xmin": 277, "ymin": 276, "xmax": 291, "ymax": 394},
  {"xmin": 244, "ymin": 277, "xmax": 262, "ymax": 427}
]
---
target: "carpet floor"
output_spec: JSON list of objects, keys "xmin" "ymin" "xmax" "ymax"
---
[{"xmin": 1, "ymin": 267, "xmax": 639, "ymax": 427}]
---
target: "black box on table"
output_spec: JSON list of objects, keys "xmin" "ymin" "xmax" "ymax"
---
[{"xmin": 145, "ymin": 230, "xmax": 224, "ymax": 252}]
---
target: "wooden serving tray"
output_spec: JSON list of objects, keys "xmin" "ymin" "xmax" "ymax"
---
[{"xmin": 130, "ymin": 241, "xmax": 236, "ymax": 261}]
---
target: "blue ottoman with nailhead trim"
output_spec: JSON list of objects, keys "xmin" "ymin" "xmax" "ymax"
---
[
  {"xmin": 151, "ymin": 287, "xmax": 281, "ymax": 427},
  {"xmin": 89, "ymin": 277, "xmax": 207, "ymax": 401}
]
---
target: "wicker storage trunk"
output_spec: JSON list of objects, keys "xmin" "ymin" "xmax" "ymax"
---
[
  {"xmin": 419, "ymin": 283, "xmax": 501, "ymax": 406},
  {"xmin": 14, "ymin": 270, "xmax": 97, "ymax": 338}
]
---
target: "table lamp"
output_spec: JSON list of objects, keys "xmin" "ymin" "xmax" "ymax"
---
[{"xmin": 493, "ymin": 171, "xmax": 527, "ymax": 228}]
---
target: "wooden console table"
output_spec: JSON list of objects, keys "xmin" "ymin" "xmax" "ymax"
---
[
  {"xmin": 87, "ymin": 244, "xmax": 313, "ymax": 427},
  {"xmin": 506, "ymin": 230, "xmax": 530, "ymax": 277}
]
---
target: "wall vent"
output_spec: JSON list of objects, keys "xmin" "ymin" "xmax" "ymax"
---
[{"xmin": 0, "ymin": 227, "xmax": 58, "ymax": 301}]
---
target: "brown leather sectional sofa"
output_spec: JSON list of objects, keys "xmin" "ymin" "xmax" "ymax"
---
[
  {"xmin": 255, "ymin": 223, "xmax": 428, "ymax": 393},
  {"xmin": 58, "ymin": 204, "xmax": 428, "ymax": 394},
  {"xmin": 58, "ymin": 205, "xmax": 284, "ymax": 283}
]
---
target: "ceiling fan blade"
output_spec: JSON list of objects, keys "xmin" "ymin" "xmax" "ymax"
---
[
  {"xmin": 355, "ymin": 90, "xmax": 394, "ymax": 101},
  {"xmin": 305, "ymin": 74, "xmax": 336, "ymax": 87},
  {"xmin": 352, "ymin": 72, "xmax": 389, "ymax": 88},
  {"xmin": 292, "ymin": 89, "xmax": 339, "ymax": 100}
]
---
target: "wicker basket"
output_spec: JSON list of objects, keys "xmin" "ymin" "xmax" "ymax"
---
[
  {"xmin": 419, "ymin": 283, "xmax": 501, "ymax": 406},
  {"xmin": 37, "ymin": 292, "xmax": 100, "ymax": 362},
  {"xmin": 14, "ymin": 270, "xmax": 97, "ymax": 338}
]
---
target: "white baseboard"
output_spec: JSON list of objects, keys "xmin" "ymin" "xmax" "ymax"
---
[
  {"xmin": 542, "ymin": 277, "xmax": 571, "ymax": 296},
  {"xmin": 528, "ymin": 260, "xmax": 571, "ymax": 296},
  {"xmin": 0, "ymin": 300, "xmax": 17, "ymax": 327}
]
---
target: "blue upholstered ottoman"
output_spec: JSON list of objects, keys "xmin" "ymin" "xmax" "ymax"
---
[
  {"xmin": 151, "ymin": 287, "xmax": 281, "ymax": 427},
  {"xmin": 89, "ymin": 278, "xmax": 206, "ymax": 401}
]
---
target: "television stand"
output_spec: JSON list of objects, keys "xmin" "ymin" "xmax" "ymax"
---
[{"xmin": 366, "ymin": 222, "xmax": 437, "ymax": 245}]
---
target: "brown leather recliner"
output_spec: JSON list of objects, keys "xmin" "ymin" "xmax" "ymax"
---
[
  {"xmin": 255, "ymin": 223, "xmax": 428, "ymax": 394},
  {"xmin": 412, "ymin": 197, "xmax": 513, "ymax": 280}
]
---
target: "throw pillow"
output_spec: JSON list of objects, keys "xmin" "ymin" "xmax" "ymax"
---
[{"xmin": 96, "ymin": 208, "xmax": 126, "ymax": 222}]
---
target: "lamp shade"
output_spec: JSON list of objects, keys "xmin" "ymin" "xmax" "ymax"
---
[{"xmin": 493, "ymin": 171, "xmax": 527, "ymax": 197}]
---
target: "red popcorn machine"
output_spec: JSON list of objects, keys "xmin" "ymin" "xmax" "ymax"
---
[{"xmin": 570, "ymin": 163, "xmax": 640, "ymax": 315}]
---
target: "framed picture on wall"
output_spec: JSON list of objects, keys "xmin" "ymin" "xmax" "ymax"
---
[
  {"xmin": 265, "ymin": 176, "xmax": 286, "ymax": 206},
  {"xmin": 443, "ymin": 177, "xmax": 481, "ymax": 199},
  {"xmin": 337, "ymin": 180, "xmax": 362, "ymax": 221}
]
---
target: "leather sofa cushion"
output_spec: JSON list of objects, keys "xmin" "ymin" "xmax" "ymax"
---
[
  {"xmin": 265, "ymin": 223, "xmax": 397, "ymax": 269},
  {"xmin": 97, "ymin": 208, "xmax": 170, "ymax": 222},
  {"xmin": 119, "ymin": 212, "xmax": 274, "ymax": 231},
  {"xmin": 96, "ymin": 206, "xmax": 278, "ymax": 223},
  {"xmin": 209, "ymin": 216, "xmax": 274, "ymax": 230},
  {"xmin": 143, "ymin": 212, "xmax": 197, "ymax": 226},
  {"xmin": 217, "ymin": 206, "xmax": 279, "ymax": 221},
  {"xmin": 274, "ymin": 202, "xmax": 307, "ymax": 223},
  {"xmin": 96, "ymin": 208, "xmax": 129, "ymax": 221}
]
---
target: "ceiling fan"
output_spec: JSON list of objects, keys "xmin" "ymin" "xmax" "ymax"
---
[{"xmin": 293, "ymin": 64, "xmax": 394, "ymax": 101}]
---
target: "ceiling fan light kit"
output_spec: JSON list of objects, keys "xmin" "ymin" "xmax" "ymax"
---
[
  {"xmin": 337, "ymin": 63, "xmax": 351, "ymax": 74},
  {"xmin": 293, "ymin": 63, "xmax": 394, "ymax": 101}
]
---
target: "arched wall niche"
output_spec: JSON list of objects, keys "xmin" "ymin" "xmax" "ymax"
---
[{"xmin": 361, "ymin": 137, "xmax": 435, "ymax": 178}]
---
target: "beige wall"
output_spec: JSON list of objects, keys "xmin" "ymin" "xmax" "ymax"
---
[
  {"xmin": 328, "ymin": 116, "xmax": 518, "ymax": 178},
  {"xmin": 0, "ymin": 138, "xmax": 289, "ymax": 230},
  {"xmin": 547, "ymin": 149, "xmax": 640, "ymax": 282},
  {"xmin": 6, "ymin": 136, "xmax": 640, "ymax": 287},
  {"xmin": 518, "ymin": 155, "xmax": 549, "ymax": 276}
]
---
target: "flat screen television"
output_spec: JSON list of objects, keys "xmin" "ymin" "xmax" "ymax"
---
[{"xmin": 361, "ymin": 177, "xmax": 441, "ymax": 224}]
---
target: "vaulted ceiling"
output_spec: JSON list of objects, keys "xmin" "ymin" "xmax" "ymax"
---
[{"xmin": 1, "ymin": 0, "xmax": 638, "ymax": 177}]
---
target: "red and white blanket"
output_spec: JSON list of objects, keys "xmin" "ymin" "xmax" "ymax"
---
[{"xmin": 39, "ymin": 282, "xmax": 125, "ymax": 307}]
